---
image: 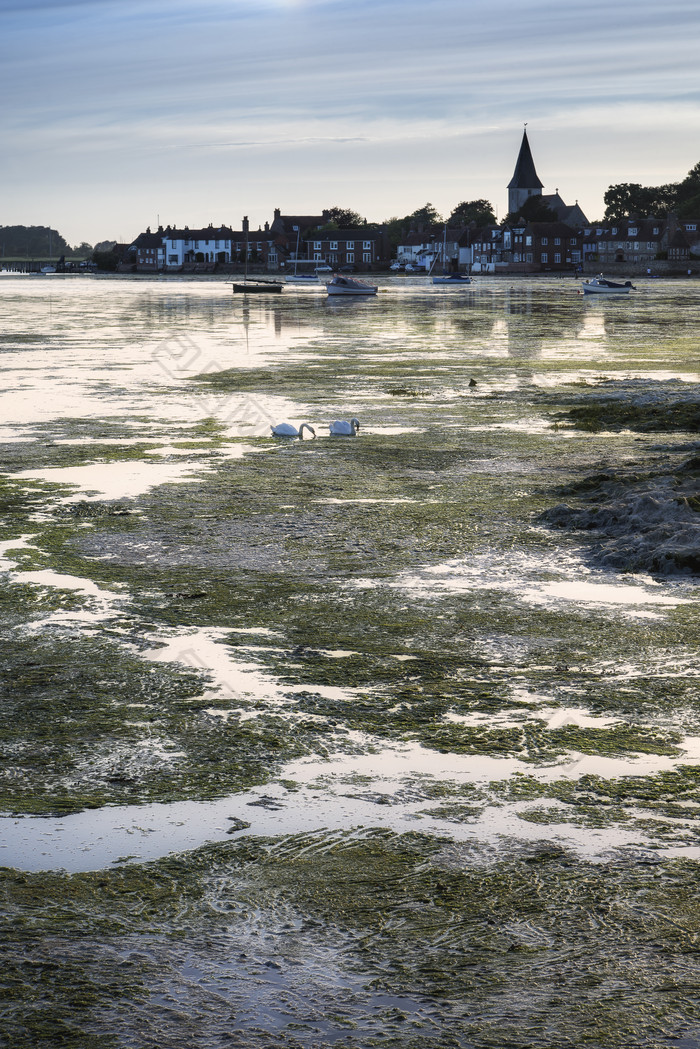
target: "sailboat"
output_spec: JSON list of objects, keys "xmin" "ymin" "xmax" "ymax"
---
[
  {"xmin": 430, "ymin": 225, "xmax": 472, "ymax": 285},
  {"xmin": 232, "ymin": 216, "xmax": 283, "ymax": 293},
  {"xmin": 285, "ymin": 228, "xmax": 319, "ymax": 284}
]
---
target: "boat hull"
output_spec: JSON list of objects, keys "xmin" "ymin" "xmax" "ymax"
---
[
  {"xmin": 432, "ymin": 276, "xmax": 473, "ymax": 285},
  {"xmin": 582, "ymin": 276, "xmax": 634, "ymax": 295},
  {"xmin": 582, "ymin": 284, "xmax": 631, "ymax": 295},
  {"xmin": 326, "ymin": 276, "xmax": 377, "ymax": 296},
  {"xmin": 232, "ymin": 281, "xmax": 283, "ymax": 294}
]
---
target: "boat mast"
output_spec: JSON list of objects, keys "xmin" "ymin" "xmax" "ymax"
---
[{"xmin": 243, "ymin": 215, "xmax": 249, "ymax": 281}]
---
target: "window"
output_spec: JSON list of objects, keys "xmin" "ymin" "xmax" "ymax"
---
[
  {"xmin": 629, "ymin": 227, "xmax": 638, "ymax": 236},
  {"xmin": 541, "ymin": 237, "xmax": 548, "ymax": 246},
  {"xmin": 554, "ymin": 253, "xmax": 561, "ymax": 264},
  {"xmin": 346, "ymin": 252, "xmax": 354, "ymax": 263},
  {"xmin": 612, "ymin": 227, "xmax": 618, "ymax": 235},
  {"xmin": 330, "ymin": 241, "xmax": 338, "ymax": 250},
  {"xmin": 570, "ymin": 237, "xmax": 577, "ymax": 245},
  {"xmin": 363, "ymin": 241, "xmax": 371, "ymax": 250},
  {"xmin": 653, "ymin": 227, "xmax": 660, "ymax": 235},
  {"xmin": 363, "ymin": 252, "xmax": 371, "ymax": 263},
  {"xmin": 526, "ymin": 253, "xmax": 533, "ymax": 263},
  {"xmin": 541, "ymin": 253, "xmax": 548, "ymax": 263},
  {"xmin": 314, "ymin": 241, "xmax": 321, "ymax": 250},
  {"xmin": 686, "ymin": 224, "xmax": 697, "ymax": 232},
  {"xmin": 554, "ymin": 237, "xmax": 561, "ymax": 246}
]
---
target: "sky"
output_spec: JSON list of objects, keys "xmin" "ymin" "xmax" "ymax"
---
[{"xmin": 2, "ymin": 0, "xmax": 700, "ymax": 247}]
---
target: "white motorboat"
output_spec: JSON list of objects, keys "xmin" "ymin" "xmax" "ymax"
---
[
  {"xmin": 582, "ymin": 274, "xmax": 635, "ymax": 295},
  {"xmin": 326, "ymin": 274, "xmax": 378, "ymax": 296}
]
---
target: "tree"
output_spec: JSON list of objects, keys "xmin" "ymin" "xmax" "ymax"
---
[
  {"xmin": 0, "ymin": 225, "xmax": 69, "ymax": 258},
  {"xmin": 448, "ymin": 199, "xmax": 496, "ymax": 227},
  {"xmin": 92, "ymin": 246, "xmax": 121, "ymax": 271},
  {"xmin": 502, "ymin": 196, "xmax": 558, "ymax": 226},
  {"xmin": 406, "ymin": 202, "xmax": 442, "ymax": 229},
  {"xmin": 604, "ymin": 181, "xmax": 676, "ymax": 220},
  {"xmin": 320, "ymin": 206, "xmax": 366, "ymax": 228}
]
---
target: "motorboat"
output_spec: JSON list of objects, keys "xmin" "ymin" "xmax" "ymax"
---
[
  {"xmin": 326, "ymin": 274, "xmax": 377, "ymax": 296},
  {"xmin": 582, "ymin": 274, "xmax": 635, "ymax": 295},
  {"xmin": 432, "ymin": 273, "xmax": 473, "ymax": 285}
]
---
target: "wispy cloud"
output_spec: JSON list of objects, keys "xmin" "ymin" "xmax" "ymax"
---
[{"xmin": 2, "ymin": 0, "xmax": 700, "ymax": 241}]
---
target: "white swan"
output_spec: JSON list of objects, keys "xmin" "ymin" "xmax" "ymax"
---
[
  {"xmin": 329, "ymin": 417, "xmax": 360, "ymax": 436},
  {"xmin": 270, "ymin": 422, "xmax": 316, "ymax": 439}
]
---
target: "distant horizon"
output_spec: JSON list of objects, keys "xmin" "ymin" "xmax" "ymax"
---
[{"xmin": 3, "ymin": 1, "xmax": 700, "ymax": 245}]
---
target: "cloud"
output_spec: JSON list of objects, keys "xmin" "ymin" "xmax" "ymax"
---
[{"xmin": 3, "ymin": 0, "xmax": 700, "ymax": 242}]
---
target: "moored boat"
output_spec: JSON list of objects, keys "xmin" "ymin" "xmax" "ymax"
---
[
  {"xmin": 326, "ymin": 274, "xmax": 378, "ymax": 296},
  {"xmin": 232, "ymin": 280, "xmax": 283, "ymax": 293},
  {"xmin": 284, "ymin": 272, "xmax": 319, "ymax": 284},
  {"xmin": 582, "ymin": 274, "xmax": 635, "ymax": 295},
  {"xmin": 432, "ymin": 273, "xmax": 473, "ymax": 285}
]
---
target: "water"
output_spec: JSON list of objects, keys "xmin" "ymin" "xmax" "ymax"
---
[{"xmin": 1, "ymin": 273, "xmax": 699, "ymax": 1047}]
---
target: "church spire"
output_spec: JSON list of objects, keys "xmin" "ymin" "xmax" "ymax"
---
[{"xmin": 507, "ymin": 127, "xmax": 544, "ymax": 215}]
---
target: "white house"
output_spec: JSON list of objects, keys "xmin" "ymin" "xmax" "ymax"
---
[{"xmin": 163, "ymin": 225, "xmax": 237, "ymax": 268}]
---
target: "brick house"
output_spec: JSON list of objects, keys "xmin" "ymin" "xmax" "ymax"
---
[
  {"xmin": 471, "ymin": 221, "xmax": 580, "ymax": 272},
  {"xmin": 128, "ymin": 228, "xmax": 165, "ymax": 271},
  {"xmin": 306, "ymin": 228, "xmax": 389, "ymax": 270}
]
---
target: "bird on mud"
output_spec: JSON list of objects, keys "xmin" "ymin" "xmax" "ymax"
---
[
  {"xmin": 270, "ymin": 422, "xmax": 316, "ymax": 439},
  {"xmin": 329, "ymin": 417, "xmax": 360, "ymax": 436}
]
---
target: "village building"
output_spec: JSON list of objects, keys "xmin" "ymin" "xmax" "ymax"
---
[
  {"xmin": 306, "ymin": 229, "xmax": 389, "ymax": 270},
  {"xmin": 119, "ymin": 132, "xmax": 698, "ymax": 276},
  {"xmin": 396, "ymin": 228, "xmax": 462, "ymax": 270},
  {"xmin": 471, "ymin": 220, "xmax": 581, "ymax": 273}
]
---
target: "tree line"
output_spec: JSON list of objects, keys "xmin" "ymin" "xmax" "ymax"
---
[
  {"xmin": 0, "ymin": 225, "xmax": 98, "ymax": 259},
  {"xmin": 603, "ymin": 161, "xmax": 700, "ymax": 221}
]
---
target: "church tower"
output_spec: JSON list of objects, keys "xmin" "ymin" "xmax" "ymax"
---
[{"xmin": 507, "ymin": 128, "xmax": 544, "ymax": 216}]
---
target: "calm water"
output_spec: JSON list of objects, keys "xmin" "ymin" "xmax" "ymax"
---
[{"xmin": 1, "ymin": 273, "xmax": 699, "ymax": 1047}]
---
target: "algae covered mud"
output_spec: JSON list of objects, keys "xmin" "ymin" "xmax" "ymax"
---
[{"xmin": 1, "ymin": 273, "xmax": 699, "ymax": 1047}]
